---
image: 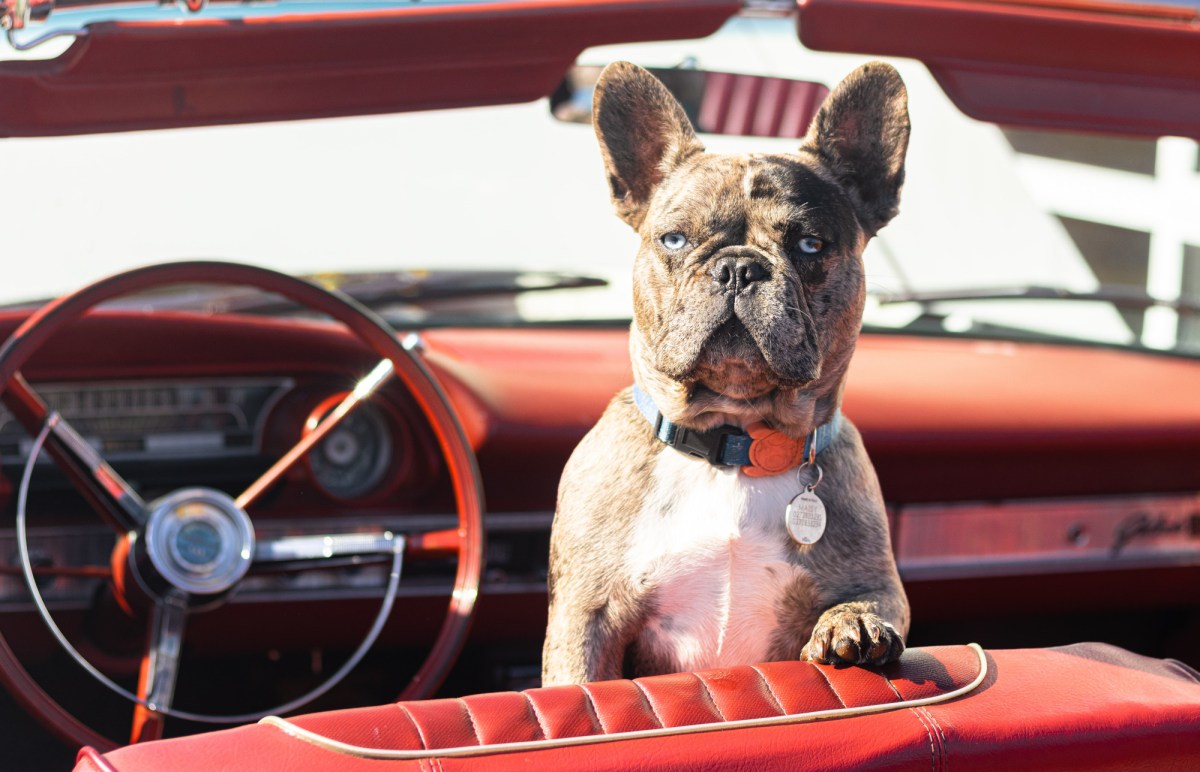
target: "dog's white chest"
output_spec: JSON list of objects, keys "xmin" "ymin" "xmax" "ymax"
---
[{"xmin": 626, "ymin": 451, "xmax": 809, "ymax": 672}]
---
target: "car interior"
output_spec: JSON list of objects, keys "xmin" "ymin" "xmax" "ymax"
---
[{"xmin": 0, "ymin": 0, "xmax": 1198, "ymax": 769}]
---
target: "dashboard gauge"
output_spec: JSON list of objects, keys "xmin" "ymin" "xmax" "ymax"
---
[{"xmin": 305, "ymin": 398, "xmax": 394, "ymax": 500}]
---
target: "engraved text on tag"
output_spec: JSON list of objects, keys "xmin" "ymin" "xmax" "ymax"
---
[{"xmin": 786, "ymin": 489, "xmax": 827, "ymax": 545}]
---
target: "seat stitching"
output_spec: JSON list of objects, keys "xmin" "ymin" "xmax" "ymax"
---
[
  {"xmin": 749, "ymin": 665, "xmax": 787, "ymax": 715},
  {"xmin": 909, "ymin": 707, "xmax": 936, "ymax": 772},
  {"xmin": 458, "ymin": 698, "xmax": 483, "ymax": 745},
  {"xmin": 631, "ymin": 680, "xmax": 666, "ymax": 728},
  {"xmin": 694, "ymin": 674, "xmax": 728, "ymax": 722},
  {"xmin": 887, "ymin": 670, "xmax": 947, "ymax": 770},
  {"xmin": 395, "ymin": 703, "xmax": 428, "ymax": 750},
  {"xmin": 808, "ymin": 663, "xmax": 848, "ymax": 709},
  {"xmin": 523, "ymin": 692, "xmax": 551, "ymax": 740},
  {"xmin": 920, "ymin": 706, "xmax": 949, "ymax": 772},
  {"xmin": 579, "ymin": 686, "xmax": 609, "ymax": 735}
]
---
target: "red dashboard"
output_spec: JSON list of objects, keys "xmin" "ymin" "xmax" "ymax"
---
[{"xmin": 2, "ymin": 312, "xmax": 1197, "ymax": 634}]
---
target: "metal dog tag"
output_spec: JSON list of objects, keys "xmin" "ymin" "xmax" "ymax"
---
[{"xmin": 786, "ymin": 488, "xmax": 827, "ymax": 545}]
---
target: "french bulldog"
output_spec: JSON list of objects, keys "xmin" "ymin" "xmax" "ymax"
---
[{"xmin": 542, "ymin": 61, "xmax": 910, "ymax": 685}]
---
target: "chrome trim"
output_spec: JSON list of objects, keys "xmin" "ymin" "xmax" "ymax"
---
[
  {"xmin": 400, "ymin": 331, "xmax": 424, "ymax": 354},
  {"xmin": 4, "ymin": 24, "xmax": 84, "ymax": 50},
  {"xmin": 254, "ymin": 531, "xmax": 396, "ymax": 562},
  {"xmin": 740, "ymin": 0, "xmax": 796, "ymax": 17}
]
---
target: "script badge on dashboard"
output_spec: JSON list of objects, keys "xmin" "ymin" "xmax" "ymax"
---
[{"xmin": 785, "ymin": 489, "xmax": 827, "ymax": 545}]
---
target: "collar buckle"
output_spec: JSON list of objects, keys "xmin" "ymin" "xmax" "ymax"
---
[{"xmin": 668, "ymin": 425, "xmax": 732, "ymax": 464}]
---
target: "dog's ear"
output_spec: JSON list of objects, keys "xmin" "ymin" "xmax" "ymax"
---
[
  {"xmin": 593, "ymin": 61, "xmax": 705, "ymax": 230},
  {"xmin": 804, "ymin": 61, "xmax": 909, "ymax": 235}
]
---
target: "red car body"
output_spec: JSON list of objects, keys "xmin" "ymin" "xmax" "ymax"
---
[{"xmin": 0, "ymin": 0, "xmax": 1197, "ymax": 768}]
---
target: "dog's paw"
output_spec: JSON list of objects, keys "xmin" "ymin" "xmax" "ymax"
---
[{"xmin": 800, "ymin": 609, "xmax": 904, "ymax": 667}]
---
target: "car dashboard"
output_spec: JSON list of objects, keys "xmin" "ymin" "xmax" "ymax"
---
[{"xmin": 0, "ymin": 309, "xmax": 1198, "ymax": 733}]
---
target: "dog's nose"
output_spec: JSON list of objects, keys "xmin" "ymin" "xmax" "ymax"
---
[{"xmin": 711, "ymin": 255, "xmax": 770, "ymax": 294}]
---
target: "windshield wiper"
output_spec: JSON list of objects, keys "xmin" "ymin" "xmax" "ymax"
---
[
  {"xmin": 874, "ymin": 285, "xmax": 1200, "ymax": 317},
  {"xmin": 214, "ymin": 269, "xmax": 609, "ymax": 317}
]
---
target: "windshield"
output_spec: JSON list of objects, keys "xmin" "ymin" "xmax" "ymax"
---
[{"xmin": 3, "ymin": 10, "xmax": 1199, "ymax": 352}]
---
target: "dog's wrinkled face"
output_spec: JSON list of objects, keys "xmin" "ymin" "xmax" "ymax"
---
[
  {"xmin": 593, "ymin": 62, "xmax": 909, "ymax": 437},
  {"xmin": 630, "ymin": 152, "xmax": 867, "ymax": 430}
]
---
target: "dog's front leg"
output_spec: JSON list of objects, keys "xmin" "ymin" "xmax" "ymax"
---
[
  {"xmin": 542, "ymin": 400, "xmax": 656, "ymax": 685},
  {"xmin": 795, "ymin": 427, "xmax": 910, "ymax": 667},
  {"xmin": 542, "ymin": 579, "xmax": 641, "ymax": 685}
]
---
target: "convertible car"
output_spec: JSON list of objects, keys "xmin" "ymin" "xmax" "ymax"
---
[{"xmin": 0, "ymin": 0, "xmax": 1198, "ymax": 768}]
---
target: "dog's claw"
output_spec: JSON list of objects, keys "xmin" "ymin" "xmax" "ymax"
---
[
  {"xmin": 833, "ymin": 639, "xmax": 860, "ymax": 663},
  {"xmin": 833, "ymin": 624, "xmax": 864, "ymax": 662},
  {"xmin": 864, "ymin": 637, "xmax": 889, "ymax": 661}
]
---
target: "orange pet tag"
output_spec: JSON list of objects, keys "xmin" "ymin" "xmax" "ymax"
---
[{"xmin": 744, "ymin": 422, "xmax": 806, "ymax": 477}]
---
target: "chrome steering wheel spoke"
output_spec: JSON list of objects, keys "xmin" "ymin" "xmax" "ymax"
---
[
  {"xmin": 235, "ymin": 358, "xmax": 395, "ymax": 511},
  {"xmin": 251, "ymin": 528, "xmax": 462, "ymax": 573},
  {"xmin": 3, "ymin": 374, "xmax": 147, "ymax": 533},
  {"xmin": 43, "ymin": 412, "xmax": 148, "ymax": 531},
  {"xmin": 253, "ymin": 530, "xmax": 400, "ymax": 565},
  {"xmin": 131, "ymin": 596, "xmax": 189, "ymax": 743}
]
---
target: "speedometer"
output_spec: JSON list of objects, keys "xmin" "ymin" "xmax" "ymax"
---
[{"xmin": 306, "ymin": 399, "xmax": 394, "ymax": 500}]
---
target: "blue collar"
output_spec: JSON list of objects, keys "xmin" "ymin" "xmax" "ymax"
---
[{"xmin": 632, "ymin": 383, "xmax": 842, "ymax": 473}]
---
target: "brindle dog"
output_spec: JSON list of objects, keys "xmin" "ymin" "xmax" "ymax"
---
[{"xmin": 542, "ymin": 61, "xmax": 910, "ymax": 685}]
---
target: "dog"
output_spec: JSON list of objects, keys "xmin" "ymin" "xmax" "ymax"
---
[{"xmin": 542, "ymin": 61, "xmax": 910, "ymax": 685}]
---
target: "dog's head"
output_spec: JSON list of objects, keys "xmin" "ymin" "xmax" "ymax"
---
[{"xmin": 594, "ymin": 61, "xmax": 908, "ymax": 436}]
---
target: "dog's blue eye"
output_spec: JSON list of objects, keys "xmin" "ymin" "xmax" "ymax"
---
[
  {"xmin": 797, "ymin": 236, "xmax": 825, "ymax": 255},
  {"xmin": 660, "ymin": 233, "xmax": 688, "ymax": 250}
]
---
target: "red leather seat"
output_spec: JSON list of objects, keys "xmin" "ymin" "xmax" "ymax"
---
[{"xmin": 75, "ymin": 643, "xmax": 1200, "ymax": 771}]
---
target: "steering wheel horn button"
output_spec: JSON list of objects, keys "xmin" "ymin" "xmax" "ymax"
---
[
  {"xmin": 171, "ymin": 519, "xmax": 224, "ymax": 571},
  {"xmin": 144, "ymin": 488, "xmax": 255, "ymax": 598}
]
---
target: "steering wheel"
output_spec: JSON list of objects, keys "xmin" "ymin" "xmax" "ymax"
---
[{"xmin": 0, "ymin": 262, "xmax": 485, "ymax": 751}]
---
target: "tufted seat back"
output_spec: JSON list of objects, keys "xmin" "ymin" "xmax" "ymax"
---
[{"xmin": 76, "ymin": 643, "xmax": 1200, "ymax": 771}]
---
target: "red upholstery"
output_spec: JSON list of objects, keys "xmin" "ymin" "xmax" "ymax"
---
[{"xmin": 76, "ymin": 644, "xmax": 1200, "ymax": 771}]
